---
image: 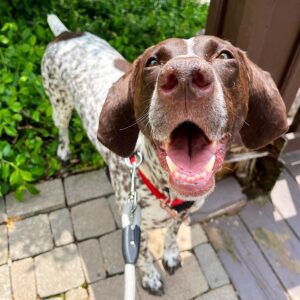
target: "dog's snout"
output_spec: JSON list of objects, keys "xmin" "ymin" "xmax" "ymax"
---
[{"xmin": 158, "ymin": 58, "xmax": 214, "ymax": 100}]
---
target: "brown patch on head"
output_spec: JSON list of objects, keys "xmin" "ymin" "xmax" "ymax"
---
[
  {"xmin": 152, "ymin": 38, "xmax": 188, "ymax": 61},
  {"xmin": 98, "ymin": 35, "xmax": 287, "ymax": 158},
  {"xmin": 114, "ymin": 59, "xmax": 131, "ymax": 73},
  {"xmin": 238, "ymin": 51, "xmax": 288, "ymax": 149},
  {"xmin": 97, "ymin": 59, "xmax": 141, "ymax": 157},
  {"xmin": 135, "ymin": 35, "xmax": 248, "ymax": 142},
  {"xmin": 52, "ymin": 31, "xmax": 85, "ymax": 43},
  {"xmin": 192, "ymin": 36, "xmax": 220, "ymax": 58},
  {"xmin": 131, "ymin": 38, "xmax": 189, "ymax": 138},
  {"xmin": 97, "ymin": 38, "xmax": 189, "ymax": 156}
]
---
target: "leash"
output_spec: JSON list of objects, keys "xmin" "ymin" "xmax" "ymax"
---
[{"xmin": 122, "ymin": 151, "xmax": 143, "ymax": 300}]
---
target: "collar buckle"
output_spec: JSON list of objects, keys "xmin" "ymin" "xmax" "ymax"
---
[{"xmin": 159, "ymin": 198, "xmax": 178, "ymax": 220}]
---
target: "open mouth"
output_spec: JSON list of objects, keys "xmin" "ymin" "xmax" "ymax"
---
[{"xmin": 155, "ymin": 122, "xmax": 228, "ymax": 197}]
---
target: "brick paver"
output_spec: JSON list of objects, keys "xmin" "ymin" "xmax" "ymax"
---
[
  {"xmin": 65, "ymin": 287, "xmax": 89, "ymax": 300},
  {"xmin": 8, "ymin": 214, "xmax": 53, "ymax": 260},
  {"xmin": 49, "ymin": 208, "xmax": 74, "ymax": 246},
  {"xmin": 0, "ymin": 198, "xmax": 6, "ymax": 224},
  {"xmin": 11, "ymin": 257, "xmax": 36, "ymax": 300},
  {"xmin": 88, "ymin": 274, "xmax": 141, "ymax": 300},
  {"xmin": 99, "ymin": 229, "xmax": 123, "ymax": 275},
  {"xmin": 195, "ymin": 285, "xmax": 238, "ymax": 300},
  {"xmin": 148, "ymin": 223, "xmax": 207, "ymax": 260},
  {"xmin": 6, "ymin": 179, "xmax": 65, "ymax": 218},
  {"xmin": 0, "ymin": 264, "xmax": 12, "ymax": 300},
  {"xmin": 71, "ymin": 198, "xmax": 116, "ymax": 241},
  {"xmin": 195, "ymin": 243, "xmax": 229, "ymax": 289},
  {"xmin": 138, "ymin": 251, "xmax": 209, "ymax": 300},
  {"xmin": 78, "ymin": 239, "xmax": 106, "ymax": 283},
  {"xmin": 35, "ymin": 243, "xmax": 85, "ymax": 297},
  {"xmin": 0, "ymin": 225, "xmax": 8, "ymax": 265},
  {"xmin": 2, "ymin": 170, "xmax": 238, "ymax": 300},
  {"xmin": 107, "ymin": 194, "xmax": 122, "ymax": 228},
  {"xmin": 65, "ymin": 170, "xmax": 113, "ymax": 205},
  {"xmin": 178, "ymin": 223, "xmax": 208, "ymax": 251}
]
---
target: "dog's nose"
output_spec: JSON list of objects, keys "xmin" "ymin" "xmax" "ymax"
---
[
  {"xmin": 158, "ymin": 58, "xmax": 214, "ymax": 100},
  {"xmin": 160, "ymin": 72, "xmax": 178, "ymax": 91},
  {"xmin": 192, "ymin": 71, "xmax": 211, "ymax": 89}
]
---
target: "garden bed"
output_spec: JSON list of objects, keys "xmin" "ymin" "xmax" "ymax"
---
[{"xmin": 0, "ymin": 0, "xmax": 208, "ymax": 199}]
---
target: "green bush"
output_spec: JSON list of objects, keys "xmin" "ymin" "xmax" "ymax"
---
[{"xmin": 0, "ymin": 0, "xmax": 208, "ymax": 200}]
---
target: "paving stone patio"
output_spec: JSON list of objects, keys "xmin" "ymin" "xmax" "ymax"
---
[{"xmin": 0, "ymin": 169, "xmax": 239, "ymax": 300}]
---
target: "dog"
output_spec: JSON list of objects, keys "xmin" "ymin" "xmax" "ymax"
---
[{"xmin": 42, "ymin": 14, "xmax": 288, "ymax": 295}]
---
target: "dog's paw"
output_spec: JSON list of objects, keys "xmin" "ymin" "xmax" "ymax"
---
[
  {"xmin": 162, "ymin": 252, "xmax": 182, "ymax": 275},
  {"xmin": 141, "ymin": 268, "xmax": 164, "ymax": 296},
  {"xmin": 57, "ymin": 146, "xmax": 70, "ymax": 163}
]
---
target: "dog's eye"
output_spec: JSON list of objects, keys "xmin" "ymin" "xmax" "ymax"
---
[
  {"xmin": 145, "ymin": 57, "xmax": 159, "ymax": 67},
  {"xmin": 217, "ymin": 50, "xmax": 233, "ymax": 60}
]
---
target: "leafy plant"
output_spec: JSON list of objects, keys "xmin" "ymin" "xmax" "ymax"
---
[{"xmin": 0, "ymin": 0, "xmax": 208, "ymax": 200}]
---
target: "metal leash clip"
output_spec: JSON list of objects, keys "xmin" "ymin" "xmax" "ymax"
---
[
  {"xmin": 122, "ymin": 151, "xmax": 143, "ymax": 300},
  {"xmin": 124, "ymin": 151, "xmax": 143, "ymax": 215}
]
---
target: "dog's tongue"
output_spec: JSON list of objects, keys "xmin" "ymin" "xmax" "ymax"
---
[{"xmin": 167, "ymin": 125, "xmax": 212, "ymax": 173}]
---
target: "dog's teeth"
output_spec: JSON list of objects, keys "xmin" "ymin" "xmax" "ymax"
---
[
  {"xmin": 174, "ymin": 171, "xmax": 180, "ymax": 179},
  {"xmin": 164, "ymin": 141, "xmax": 169, "ymax": 151},
  {"xmin": 211, "ymin": 141, "xmax": 218, "ymax": 149},
  {"xmin": 204, "ymin": 155, "xmax": 216, "ymax": 172},
  {"xmin": 195, "ymin": 172, "xmax": 206, "ymax": 180},
  {"xmin": 166, "ymin": 156, "xmax": 176, "ymax": 173},
  {"xmin": 187, "ymin": 176, "xmax": 194, "ymax": 183},
  {"xmin": 181, "ymin": 174, "xmax": 187, "ymax": 180}
]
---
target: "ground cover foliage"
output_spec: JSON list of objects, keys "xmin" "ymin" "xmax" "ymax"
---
[{"xmin": 0, "ymin": 0, "xmax": 208, "ymax": 199}]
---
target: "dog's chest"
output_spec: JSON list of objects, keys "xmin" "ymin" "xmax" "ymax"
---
[{"xmin": 138, "ymin": 186, "xmax": 174, "ymax": 229}]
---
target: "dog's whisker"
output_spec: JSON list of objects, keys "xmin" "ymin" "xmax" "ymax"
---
[{"xmin": 119, "ymin": 111, "xmax": 151, "ymax": 131}]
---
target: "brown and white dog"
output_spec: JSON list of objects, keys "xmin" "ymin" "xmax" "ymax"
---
[{"xmin": 42, "ymin": 15, "xmax": 288, "ymax": 295}]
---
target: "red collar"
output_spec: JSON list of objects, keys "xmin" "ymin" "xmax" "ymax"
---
[
  {"xmin": 136, "ymin": 167, "xmax": 185, "ymax": 208},
  {"xmin": 130, "ymin": 156, "xmax": 189, "ymax": 219},
  {"xmin": 138, "ymin": 168, "xmax": 187, "ymax": 219}
]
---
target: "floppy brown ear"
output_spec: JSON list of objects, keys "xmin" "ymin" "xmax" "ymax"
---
[
  {"xmin": 97, "ymin": 63, "xmax": 139, "ymax": 157},
  {"xmin": 239, "ymin": 52, "xmax": 288, "ymax": 149}
]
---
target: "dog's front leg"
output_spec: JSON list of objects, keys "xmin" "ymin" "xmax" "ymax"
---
[
  {"xmin": 162, "ymin": 219, "xmax": 182, "ymax": 275},
  {"xmin": 138, "ymin": 230, "xmax": 164, "ymax": 296}
]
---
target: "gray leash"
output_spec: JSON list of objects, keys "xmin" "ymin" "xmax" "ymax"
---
[{"xmin": 122, "ymin": 151, "xmax": 143, "ymax": 300}]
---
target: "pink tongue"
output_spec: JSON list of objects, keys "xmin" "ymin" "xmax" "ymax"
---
[{"xmin": 167, "ymin": 129, "xmax": 212, "ymax": 173}]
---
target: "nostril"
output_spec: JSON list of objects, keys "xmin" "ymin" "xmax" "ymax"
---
[
  {"xmin": 192, "ymin": 72, "xmax": 210, "ymax": 89},
  {"xmin": 161, "ymin": 73, "xmax": 178, "ymax": 91}
]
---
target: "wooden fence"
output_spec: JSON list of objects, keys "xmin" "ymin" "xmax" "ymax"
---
[{"xmin": 206, "ymin": 0, "xmax": 300, "ymax": 193}]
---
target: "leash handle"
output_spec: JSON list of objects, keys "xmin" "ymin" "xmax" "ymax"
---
[
  {"xmin": 122, "ymin": 205, "xmax": 141, "ymax": 264},
  {"xmin": 122, "ymin": 151, "xmax": 143, "ymax": 300}
]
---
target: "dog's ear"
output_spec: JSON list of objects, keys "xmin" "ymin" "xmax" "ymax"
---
[
  {"xmin": 239, "ymin": 52, "xmax": 288, "ymax": 149},
  {"xmin": 97, "ymin": 59, "xmax": 140, "ymax": 157}
]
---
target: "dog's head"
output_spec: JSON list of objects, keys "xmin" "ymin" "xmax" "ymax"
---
[{"xmin": 98, "ymin": 36, "xmax": 288, "ymax": 198}]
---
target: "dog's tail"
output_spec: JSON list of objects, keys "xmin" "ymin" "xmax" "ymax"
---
[{"xmin": 47, "ymin": 14, "xmax": 69, "ymax": 37}]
